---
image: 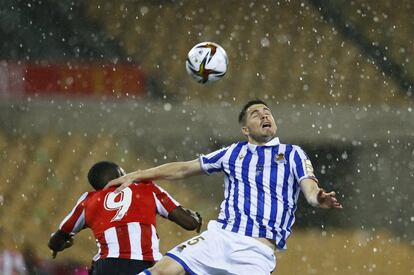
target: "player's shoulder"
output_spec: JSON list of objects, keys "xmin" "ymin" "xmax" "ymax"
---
[
  {"xmin": 218, "ymin": 140, "xmax": 247, "ymax": 148},
  {"xmin": 276, "ymin": 139, "xmax": 301, "ymax": 150},
  {"xmin": 84, "ymin": 190, "xmax": 106, "ymax": 200},
  {"xmin": 287, "ymin": 144, "xmax": 310, "ymax": 160},
  {"xmin": 81, "ymin": 190, "xmax": 95, "ymax": 198},
  {"xmin": 290, "ymin": 144, "xmax": 302, "ymax": 151},
  {"xmin": 279, "ymin": 142, "xmax": 306, "ymax": 155},
  {"xmin": 73, "ymin": 191, "xmax": 94, "ymax": 206},
  {"xmin": 227, "ymin": 141, "xmax": 248, "ymax": 150},
  {"xmin": 236, "ymin": 141, "xmax": 249, "ymax": 147},
  {"xmin": 129, "ymin": 181, "xmax": 157, "ymax": 191}
]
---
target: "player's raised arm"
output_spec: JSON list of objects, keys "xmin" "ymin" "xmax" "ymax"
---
[
  {"xmin": 105, "ymin": 159, "xmax": 204, "ymax": 192},
  {"xmin": 300, "ymin": 178, "xmax": 343, "ymax": 209}
]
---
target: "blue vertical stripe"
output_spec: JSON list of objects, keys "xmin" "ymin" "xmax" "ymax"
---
[
  {"xmin": 242, "ymin": 151, "xmax": 254, "ymax": 236},
  {"xmin": 223, "ymin": 143, "xmax": 244, "ymax": 228},
  {"xmin": 294, "ymin": 150, "xmax": 305, "ymax": 179},
  {"xmin": 231, "ymin": 176, "xmax": 242, "ymax": 233},
  {"xmin": 286, "ymin": 206, "xmax": 297, "ymax": 234},
  {"xmin": 255, "ymin": 147, "xmax": 267, "ymax": 237},
  {"xmin": 291, "ymin": 175, "xmax": 299, "ymax": 213},
  {"xmin": 277, "ymin": 145, "xmax": 293, "ymax": 249},
  {"xmin": 268, "ymin": 145, "xmax": 279, "ymax": 240},
  {"xmin": 291, "ymin": 147, "xmax": 305, "ymax": 218},
  {"xmin": 278, "ymin": 230, "xmax": 287, "ymax": 249},
  {"xmin": 282, "ymin": 145, "xmax": 293, "ymax": 207},
  {"xmin": 278, "ymin": 146, "xmax": 293, "ymax": 248},
  {"xmin": 226, "ymin": 143, "xmax": 244, "ymax": 232},
  {"xmin": 279, "ymin": 210, "xmax": 296, "ymax": 249}
]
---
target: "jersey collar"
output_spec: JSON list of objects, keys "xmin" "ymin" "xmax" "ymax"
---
[{"xmin": 247, "ymin": 137, "xmax": 280, "ymax": 152}]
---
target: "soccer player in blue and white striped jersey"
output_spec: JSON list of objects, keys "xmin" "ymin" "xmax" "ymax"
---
[{"xmin": 107, "ymin": 99, "xmax": 342, "ymax": 275}]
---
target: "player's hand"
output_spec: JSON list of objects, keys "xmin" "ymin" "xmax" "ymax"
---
[
  {"xmin": 104, "ymin": 171, "xmax": 139, "ymax": 192},
  {"xmin": 317, "ymin": 189, "xmax": 343, "ymax": 209},
  {"xmin": 63, "ymin": 237, "xmax": 74, "ymax": 249},
  {"xmin": 51, "ymin": 237, "xmax": 74, "ymax": 259},
  {"xmin": 185, "ymin": 209, "xmax": 202, "ymax": 233}
]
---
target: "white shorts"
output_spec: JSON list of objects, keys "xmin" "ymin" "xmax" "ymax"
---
[{"xmin": 166, "ymin": 220, "xmax": 276, "ymax": 275}]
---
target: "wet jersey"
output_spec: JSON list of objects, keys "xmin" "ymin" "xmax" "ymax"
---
[
  {"xmin": 199, "ymin": 137, "xmax": 317, "ymax": 249},
  {"xmin": 59, "ymin": 182, "xmax": 179, "ymax": 261}
]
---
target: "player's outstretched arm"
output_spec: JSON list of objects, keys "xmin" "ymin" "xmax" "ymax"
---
[
  {"xmin": 48, "ymin": 230, "xmax": 74, "ymax": 258},
  {"xmin": 300, "ymin": 178, "xmax": 343, "ymax": 209},
  {"xmin": 168, "ymin": 206, "xmax": 202, "ymax": 232},
  {"xmin": 105, "ymin": 159, "xmax": 204, "ymax": 192}
]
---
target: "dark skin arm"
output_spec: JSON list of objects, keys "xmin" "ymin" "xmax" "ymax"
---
[
  {"xmin": 48, "ymin": 230, "xmax": 74, "ymax": 259},
  {"xmin": 168, "ymin": 206, "xmax": 202, "ymax": 233}
]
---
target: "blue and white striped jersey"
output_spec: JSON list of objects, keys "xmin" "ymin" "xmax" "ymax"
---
[{"xmin": 199, "ymin": 137, "xmax": 317, "ymax": 250}]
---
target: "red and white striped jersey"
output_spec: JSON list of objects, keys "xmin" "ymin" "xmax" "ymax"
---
[{"xmin": 59, "ymin": 182, "xmax": 179, "ymax": 261}]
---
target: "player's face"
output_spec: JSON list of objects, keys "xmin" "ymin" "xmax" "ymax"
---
[{"xmin": 241, "ymin": 104, "xmax": 277, "ymax": 145}]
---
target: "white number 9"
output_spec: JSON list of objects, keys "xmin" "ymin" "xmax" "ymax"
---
[{"xmin": 104, "ymin": 188, "xmax": 132, "ymax": 222}]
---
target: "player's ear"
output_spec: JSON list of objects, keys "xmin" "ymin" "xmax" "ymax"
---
[{"xmin": 241, "ymin": 126, "xmax": 249, "ymax": 136}]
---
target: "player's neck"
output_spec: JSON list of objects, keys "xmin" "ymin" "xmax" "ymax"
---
[{"xmin": 248, "ymin": 136, "xmax": 275, "ymax": 146}]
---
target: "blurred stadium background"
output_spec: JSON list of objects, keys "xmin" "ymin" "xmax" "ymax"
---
[{"xmin": 0, "ymin": 0, "xmax": 413, "ymax": 274}]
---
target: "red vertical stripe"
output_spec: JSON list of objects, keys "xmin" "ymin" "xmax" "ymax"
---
[
  {"xmin": 140, "ymin": 224, "xmax": 154, "ymax": 261},
  {"xmin": 116, "ymin": 226, "xmax": 131, "ymax": 259}
]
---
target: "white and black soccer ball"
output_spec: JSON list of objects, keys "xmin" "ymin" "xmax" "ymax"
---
[{"xmin": 185, "ymin": 42, "xmax": 228, "ymax": 84}]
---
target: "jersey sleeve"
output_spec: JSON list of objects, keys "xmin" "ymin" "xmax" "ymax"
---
[
  {"xmin": 59, "ymin": 192, "xmax": 89, "ymax": 234},
  {"xmin": 152, "ymin": 183, "xmax": 180, "ymax": 218},
  {"xmin": 292, "ymin": 146, "xmax": 318, "ymax": 183},
  {"xmin": 199, "ymin": 146, "xmax": 229, "ymax": 175}
]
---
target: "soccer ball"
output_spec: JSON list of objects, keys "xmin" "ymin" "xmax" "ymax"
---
[{"xmin": 185, "ymin": 42, "xmax": 228, "ymax": 84}]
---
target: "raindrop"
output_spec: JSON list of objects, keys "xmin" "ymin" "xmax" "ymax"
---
[
  {"xmin": 163, "ymin": 103, "xmax": 172, "ymax": 111},
  {"xmin": 260, "ymin": 37, "xmax": 270, "ymax": 47}
]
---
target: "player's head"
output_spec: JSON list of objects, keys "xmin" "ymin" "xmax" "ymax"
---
[
  {"xmin": 87, "ymin": 161, "xmax": 125, "ymax": 190},
  {"xmin": 238, "ymin": 99, "xmax": 277, "ymax": 144}
]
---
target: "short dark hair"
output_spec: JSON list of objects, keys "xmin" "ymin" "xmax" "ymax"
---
[
  {"xmin": 87, "ymin": 161, "xmax": 124, "ymax": 190},
  {"xmin": 238, "ymin": 99, "xmax": 269, "ymax": 125}
]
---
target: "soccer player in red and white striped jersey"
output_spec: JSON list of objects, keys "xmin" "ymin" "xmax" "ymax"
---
[{"xmin": 48, "ymin": 161, "xmax": 202, "ymax": 275}]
